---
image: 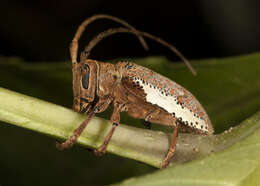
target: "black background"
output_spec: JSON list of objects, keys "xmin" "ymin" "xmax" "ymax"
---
[{"xmin": 1, "ymin": 0, "xmax": 260, "ymax": 63}]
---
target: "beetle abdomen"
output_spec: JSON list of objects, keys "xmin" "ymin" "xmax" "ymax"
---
[{"xmin": 117, "ymin": 61, "xmax": 213, "ymax": 134}]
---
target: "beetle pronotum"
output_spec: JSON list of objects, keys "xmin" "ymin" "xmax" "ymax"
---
[{"xmin": 56, "ymin": 14, "xmax": 214, "ymax": 168}]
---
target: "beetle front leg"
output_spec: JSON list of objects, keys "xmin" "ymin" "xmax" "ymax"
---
[
  {"xmin": 56, "ymin": 97, "xmax": 112, "ymax": 150},
  {"xmin": 161, "ymin": 123, "xmax": 179, "ymax": 168},
  {"xmin": 94, "ymin": 101, "xmax": 125, "ymax": 156},
  {"xmin": 56, "ymin": 110, "xmax": 96, "ymax": 150}
]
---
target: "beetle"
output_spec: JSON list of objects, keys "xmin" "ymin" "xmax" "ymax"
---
[{"xmin": 56, "ymin": 14, "xmax": 214, "ymax": 168}]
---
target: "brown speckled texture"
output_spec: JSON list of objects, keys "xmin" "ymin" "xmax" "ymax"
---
[{"xmin": 117, "ymin": 61, "xmax": 213, "ymax": 134}]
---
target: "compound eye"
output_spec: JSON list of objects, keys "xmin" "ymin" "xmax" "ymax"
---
[{"xmin": 82, "ymin": 64, "xmax": 90, "ymax": 89}]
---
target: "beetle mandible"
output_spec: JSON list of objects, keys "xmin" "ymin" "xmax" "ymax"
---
[{"xmin": 56, "ymin": 14, "xmax": 214, "ymax": 168}]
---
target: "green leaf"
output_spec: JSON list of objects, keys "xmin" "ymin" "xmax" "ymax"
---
[
  {"xmin": 0, "ymin": 53, "xmax": 259, "ymax": 185},
  {"xmin": 0, "ymin": 87, "xmax": 251, "ymax": 168},
  {"xmin": 1, "ymin": 88, "xmax": 259, "ymax": 186},
  {"xmin": 116, "ymin": 111, "xmax": 260, "ymax": 186}
]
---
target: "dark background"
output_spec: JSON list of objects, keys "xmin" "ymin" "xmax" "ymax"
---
[
  {"xmin": 1, "ymin": 0, "xmax": 260, "ymax": 63},
  {"xmin": 0, "ymin": 1, "xmax": 260, "ymax": 186}
]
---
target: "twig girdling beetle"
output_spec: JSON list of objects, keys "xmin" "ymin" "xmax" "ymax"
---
[{"xmin": 56, "ymin": 14, "xmax": 214, "ymax": 168}]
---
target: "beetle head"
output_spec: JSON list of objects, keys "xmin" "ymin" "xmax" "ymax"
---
[{"xmin": 72, "ymin": 57, "xmax": 99, "ymax": 114}]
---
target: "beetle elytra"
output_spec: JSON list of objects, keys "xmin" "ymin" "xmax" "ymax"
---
[{"xmin": 56, "ymin": 14, "xmax": 214, "ymax": 168}]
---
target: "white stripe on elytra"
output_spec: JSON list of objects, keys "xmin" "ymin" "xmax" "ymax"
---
[{"xmin": 135, "ymin": 78, "xmax": 208, "ymax": 132}]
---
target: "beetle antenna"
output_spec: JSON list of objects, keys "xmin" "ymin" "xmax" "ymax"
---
[
  {"xmin": 70, "ymin": 14, "xmax": 148, "ymax": 66},
  {"xmin": 84, "ymin": 27, "xmax": 197, "ymax": 76},
  {"xmin": 141, "ymin": 31, "xmax": 196, "ymax": 75}
]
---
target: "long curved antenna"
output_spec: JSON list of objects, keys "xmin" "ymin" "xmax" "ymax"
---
[
  {"xmin": 70, "ymin": 14, "xmax": 148, "ymax": 66},
  {"xmin": 84, "ymin": 27, "xmax": 197, "ymax": 76}
]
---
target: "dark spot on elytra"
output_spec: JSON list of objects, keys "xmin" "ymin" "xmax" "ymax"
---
[{"xmin": 125, "ymin": 62, "xmax": 133, "ymax": 69}]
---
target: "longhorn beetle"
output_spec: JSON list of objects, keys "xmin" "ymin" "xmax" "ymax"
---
[{"xmin": 56, "ymin": 14, "xmax": 214, "ymax": 168}]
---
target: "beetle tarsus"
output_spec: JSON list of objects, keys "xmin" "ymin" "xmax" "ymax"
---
[{"xmin": 94, "ymin": 124, "xmax": 118, "ymax": 156}]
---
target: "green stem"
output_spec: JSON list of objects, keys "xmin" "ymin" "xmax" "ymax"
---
[{"xmin": 0, "ymin": 87, "xmax": 259, "ymax": 168}]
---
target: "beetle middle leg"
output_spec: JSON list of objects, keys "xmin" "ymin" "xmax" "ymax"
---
[
  {"xmin": 141, "ymin": 109, "xmax": 160, "ymax": 130},
  {"xmin": 145, "ymin": 108, "xmax": 160, "ymax": 122},
  {"xmin": 94, "ymin": 101, "xmax": 126, "ymax": 156},
  {"xmin": 141, "ymin": 120, "xmax": 152, "ymax": 130}
]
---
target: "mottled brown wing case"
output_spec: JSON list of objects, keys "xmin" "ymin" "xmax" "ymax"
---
[{"xmin": 117, "ymin": 61, "xmax": 213, "ymax": 134}]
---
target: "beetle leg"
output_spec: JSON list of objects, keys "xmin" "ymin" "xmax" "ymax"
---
[
  {"xmin": 56, "ymin": 110, "xmax": 96, "ymax": 150},
  {"xmin": 141, "ymin": 120, "xmax": 152, "ymax": 130},
  {"xmin": 93, "ymin": 96, "xmax": 113, "ymax": 113},
  {"xmin": 161, "ymin": 123, "xmax": 179, "ymax": 168},
  {"xmin": 145, "ymin": 108, "xmax": 160, "ymax": 121},
  {"xmin": 56, "ymin": 97, "xmax": 112, "ymax": 150},
  {"xmin": 94, "ymin": 102, "xmax": 125, "ymax": 156}
]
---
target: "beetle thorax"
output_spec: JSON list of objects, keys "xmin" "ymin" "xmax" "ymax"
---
[{"xmin": 97, "ymin": 62, "xmax": 120, "ymax": 96}]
